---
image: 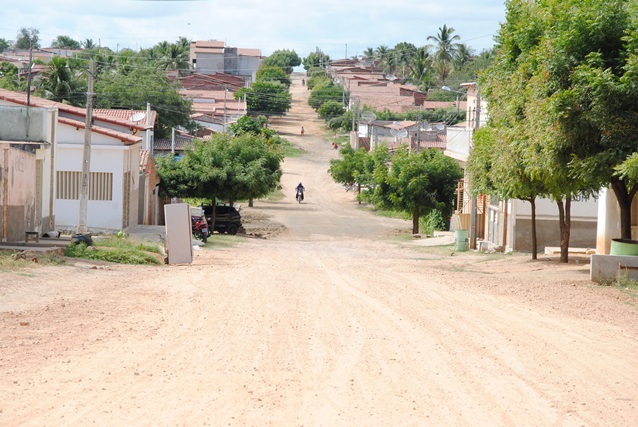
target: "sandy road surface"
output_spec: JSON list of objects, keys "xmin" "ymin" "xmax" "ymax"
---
[{"xmin": 1, "ymin": 74, "xmax": 637, "ymax": 426}]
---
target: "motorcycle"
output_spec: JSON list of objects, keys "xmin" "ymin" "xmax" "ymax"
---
[
  {"xmin": 296, "ymin": 190, "xmax": 304, "ymax": 203},
  {"xmin": 191, "ymin": 216, "xmax": 209, "ymax": 243}
]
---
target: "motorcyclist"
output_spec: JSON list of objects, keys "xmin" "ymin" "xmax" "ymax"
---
[{"xmin": 296, "ymin": 182, "xmax": 305, "ymax": 201}]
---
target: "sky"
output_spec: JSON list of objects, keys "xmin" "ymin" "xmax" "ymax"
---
[{"xmin": 1, "ymin": 0, "xmax": 506, "ymax": 60}]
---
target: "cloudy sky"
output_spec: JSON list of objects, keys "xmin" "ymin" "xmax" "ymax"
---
[{"xmin": 1, "ymin": 0, "xmax": 506, "ymax": 59}]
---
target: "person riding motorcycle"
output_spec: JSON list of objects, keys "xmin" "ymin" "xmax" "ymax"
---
[{"xmin": 295, "ymin": 182, "xmax": 305, "ymax": 201}]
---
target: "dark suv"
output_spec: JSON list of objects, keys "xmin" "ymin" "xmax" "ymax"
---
[{"xmin": 202, "ymin": 205, "xmax": 243, "ymax": 235}]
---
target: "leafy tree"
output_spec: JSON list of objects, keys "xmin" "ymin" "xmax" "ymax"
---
[
  {"xmin": 256, "ymin": 65, "xmax": 291, "ymax": 87},
  {"xmin": 156, "ymin": 133, "xmax": 282, "ymax": 208},
  {"xmin": 0, "ymin": 61, "xmax": 19, "ymax": 90},
  {"xmin": 262, "ymin": 49, "xmax": 301, "ymax": 74},
  {"xmin": 0, "ymin": 39, "xmax": 10, "ymax": 53},
  {"xmin": 95, "ymin": 67, "xmax": 192, "ymax": 138},
  {"xmin": 14, "ymin": 27, "xmax": 39, "ymax": 49},
  {"xmin": 308, "ymin": 82, "xmax": 343, "ymax": 110},
  {"xmin": 329, "ymin": 144, "xmax": 369, "ymax": 198},
  {"xmin": 479, "ymin": 0, "xmax": 637, "ymax": 262},
  {"xmin": 382, "ymin": 147, "xmax": 462, "ymax": 234},
  {"xmin": 235, "ymin": 80, "xmax": 291, "ymax": 116},
  {"xmin": 392, "ymin": 42, "xmax": 418, "ymax": 79},
  {"xmin": 51, "ymin": 35, "xmax": 81, "ymax": 49},
  {"xmin": 427, "ymin": 24, "xmax": 461, "ymax": 81},
  {"xmin": 374, "ymin": 45, "xmax": 390, "ymax": 62},
  {"xmin": 317, "ymin": 100, "xmax": 344, "ymax": 120},
  {"xmin": 303, "ymin": 50, "xmax": 330, "ymax": 70}
]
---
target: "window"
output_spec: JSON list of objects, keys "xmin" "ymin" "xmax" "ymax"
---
[{"xmin": 56, "ymin": 171, "xmax": 113, "ymax": 201}]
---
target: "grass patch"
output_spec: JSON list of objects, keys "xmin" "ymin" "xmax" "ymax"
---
[
  {"xmin": 607, "ymin": 273, "xmax": 638, "ymax": 301},
  {"xmin": 202, "ymin": 234, "xmax": 244, "ymax": 250},
  {"xmin": 65, "ymin": 236, "xmax": 163, "ymax": 265},
  {"xmin": 283, "ymin": 141, "xmax": 305, "ymax": 157},
  {"xmin": 0, "ymin": 250, "xmax": 67, "ymax": 271}
]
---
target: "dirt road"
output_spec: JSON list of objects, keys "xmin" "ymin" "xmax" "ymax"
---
[{"xmin": 1, "ymin": 74, "xmax": 637, "ymax": 426}]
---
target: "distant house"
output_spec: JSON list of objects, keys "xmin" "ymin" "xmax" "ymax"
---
[
  {"xmin": 0, "ymin": 88, "xmax": 158, "ymax": 233},
  {"xmin": 189, "ymin": 40, "xmax": 263, "ymax": 84},
  {"xmin": 356, "ymin": 120, "xmax": 447, "ymax": 152}
]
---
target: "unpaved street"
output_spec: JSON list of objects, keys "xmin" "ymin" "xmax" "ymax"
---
[{"xmin": 1, "ymin": 74, "xmax": 637, "ymax": 426}]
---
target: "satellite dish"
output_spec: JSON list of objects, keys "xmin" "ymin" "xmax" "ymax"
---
[
  {"xmin": 361, "ymin": 112, "xmax": 376, "ymax": 123},
  {"xmin": 390, "ymin": 128, "xmax": 399, "ymax": 137},
  {"xmin": 129, "ymin": 112, "xmax": 146, "ymax": 122},
  {"xmin": 398, "ymin": 129, "xmax": 408, "ymax": 138},
  {"xmin": 421, "ymin": 122, "xmax": 432, "ymax": 132},
  {"xmin": 436, "ymin": 124, "xmax": 446, "ymax": 131}
]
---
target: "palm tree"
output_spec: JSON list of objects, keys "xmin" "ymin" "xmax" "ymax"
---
[
  {"xmin": 374, "ymin": 45, "xmax": 389, "ymax": 63},
  {"xmin": 427, "ymin": 24, "xmax": 461, "ymax": 81},
  {"xmin": 407, "ymin": 47, "xmax": 433, "ymax": 89},
  {"xmin": 454, "ymin": 43, "xmax": 474, "ymax": 69},
  {"xmin": 37, "ymin": 56, "xmax": 83, "ymax": 105},
  {"xmin": 362, "ymin": 47, "xmax": 375, "ymax": 59},
  {"xmin": 81, "ymin": 39, "xmax": 96, "ymax": 49}
]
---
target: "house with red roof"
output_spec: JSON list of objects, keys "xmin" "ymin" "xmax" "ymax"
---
[{"xmin": 0, "ymin": 88, "xmax": 158, "ymax": 233}]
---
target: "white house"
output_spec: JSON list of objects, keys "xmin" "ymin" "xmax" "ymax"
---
[{"xmin": 0, "ymin": 88, "xmax": 154, "ymax": 233}]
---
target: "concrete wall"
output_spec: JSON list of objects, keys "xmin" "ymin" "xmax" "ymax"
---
[
  {"xmin": 0, "ymin": 106, "xmax": 50, "ymax": 142},
  {"xmin": 514, "ymin": 218, "xmax": 597, "ymax": 251}
]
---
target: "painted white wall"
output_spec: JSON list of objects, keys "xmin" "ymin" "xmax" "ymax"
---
[{"xmin": 55, "ymin": 143, "xmax": 141, "ymax": 231}]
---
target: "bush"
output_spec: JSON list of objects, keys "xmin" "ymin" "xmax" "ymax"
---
[
  {"xmin": 65, "ymin": 237, "xmax": 162, "ymax": 265},
  {"xmin": 318, "ymin": 100, "xmax": 345, "ymax": 120},
  {"xmin": 420, "ymin": 210, "xmax": 447, "ymax": 235}
]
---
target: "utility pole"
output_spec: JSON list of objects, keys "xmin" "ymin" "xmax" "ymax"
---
[
  {"xmin": 469, "ymin": 89, "xmax": 480, "ymax": 250},
  {"xmin": 26, "ymin": 43, "xmax": 33, "ymax": 106},
  {"xmin": 78, "ymin": 59, "xmax": 95, "ymax": 234},
  {"xmin": 223, "ymin": 85, "xmax": 228, "ymax": 133}
]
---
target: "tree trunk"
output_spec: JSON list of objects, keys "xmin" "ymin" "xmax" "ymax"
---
[
  {"xmin": 249, "ymin": 198, "xmax": 254, "ymax": 207},
  {"xmin": 210, "ymin": 197, "xmax": 217, "ymax": 231},
  {"xmin": 527, "ymin": 198, "xmax": 538, "ymax": 260},
  {"xmin": 610, "ymin": 177, "xmax": 638, "ymax": 240},
  {"xmin": 412, "ymin": 206, "xmax": 419, "ymax": 234},
  {"xmin": 556, "ymin": 197, "xmax": 571, "ymax": 264}
]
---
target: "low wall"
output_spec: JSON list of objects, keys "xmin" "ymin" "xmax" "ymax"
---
[
  {"xmin": 515, "ymin": 218, "xmax": 596, "ymax": 252},
  {"xmin": 590, "ymin": 254, "xmax": 638, "ymax": 283}
]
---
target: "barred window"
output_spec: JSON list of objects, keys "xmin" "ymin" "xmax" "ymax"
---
[{"xmin": 56, "ymin": 171, "xmax": 113, "ymax": 201}]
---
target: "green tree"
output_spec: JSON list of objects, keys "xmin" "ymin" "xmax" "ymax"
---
[
  {"xmin": 329, "ymin": 144, "xmax": 370, "ymax": 199},
  {"xmin": 308, "ymin": 82, "xmax": 343, "ymax": 110},
  {"xmin": 362, "ymin": 47, "xmax": 375, "ymax": 59},
  {"xmin": 317, "ymin": 100, "xmax": 344, "ymax": 120},
  {"xmin": 383, "ymin": 147, "xmax": 462, "ymax": 234},
  {"xmin": 14, "ymin": 27, "xmax": 39, "ymax": 49},
  {"xmin": 156, "ymin": 133, "xmax": 282, "ymax": 208},
  {"xmin": 95, "ymin": 67, "xmax": 192, "ymax": 138},
  {"xmin": 81, "ymin": 39, "xmax": 97, "ymax": 49},
  {"xmin": 303, "ymin": 50, "xmax": 330, "ymax": 70},
  {"xmin": 36, "ymin": 56, "xmax": 85, "ymax": 105},
  {"xmin": 256, "ymin": 65, "xmax": 291, "ymax": 87},
  {"xmin": 479, "ymin": 0, "xmax": 637, "ymax": 262},
  {"xmin": 51, "ymin": 35, "xmax": 81, "ymax": 49},
  {"xmin": 0, "ymin": 39, "xmax": 10, "ymax": 53},
  {"xmin": 263, "ymin": 49, "xmax": 301, "ymax": 74},
  {"xmin": 427, "ymin": 24, "xmax": 461, "ymax": 81},
  {"xmin": 0, "ymin": 61, "xmax": 19, "ymax": 90},
  {"xmin": 235, "ymin": 80, "xmax": 291, "ymax": 116}
]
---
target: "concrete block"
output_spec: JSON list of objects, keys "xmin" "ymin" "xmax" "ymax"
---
[{"xmin": 590, "ymin": 254, "xmax": 638, "ymax": 283}]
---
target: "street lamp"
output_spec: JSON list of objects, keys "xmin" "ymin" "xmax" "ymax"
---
[{"xmin": 441, "ymin": 85, "xmax": 465, "ymax": 114}]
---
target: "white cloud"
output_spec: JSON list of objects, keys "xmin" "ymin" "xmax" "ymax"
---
[{"xmin": 1, "ymin": 0, "xmax": 505, "ymax": 58}]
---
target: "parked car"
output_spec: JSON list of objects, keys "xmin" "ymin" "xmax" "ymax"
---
[{"xmin": 202, "ymin": 205, "xmax": 243, "ymax": 235}]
